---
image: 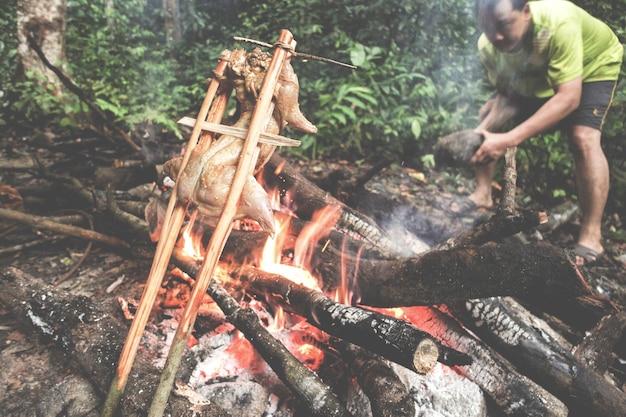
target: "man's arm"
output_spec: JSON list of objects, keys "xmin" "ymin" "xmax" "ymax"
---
[{"xmin": 471, "ymin": 77, "xmax": 582, "ymax": 164}]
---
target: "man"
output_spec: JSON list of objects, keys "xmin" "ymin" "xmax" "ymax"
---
[{"xmin": 466, "ymin": 0, "xmax": 623, "ymax": 265}]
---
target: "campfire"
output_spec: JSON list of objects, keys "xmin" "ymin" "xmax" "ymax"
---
[
  {"xmin": 1, "ymin": 29, "xmax": 625, "ymax": 417},
  {"xmin": 162, "ymin": 205, "xmax": 484, "ymax": 417}
]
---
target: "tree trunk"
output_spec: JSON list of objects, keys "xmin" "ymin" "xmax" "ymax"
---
[
  {"xmin": 163, "ymin": 0, "xmax": 181, "ymax": 45},
  {"xmin": 17, "ymin": 0, "xmax": 67, "ymax": 95}
]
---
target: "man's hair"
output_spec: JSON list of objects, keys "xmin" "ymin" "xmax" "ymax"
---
[{"xmin": 475, "ymin": 0, "xmax": 528, "ymax": 16}]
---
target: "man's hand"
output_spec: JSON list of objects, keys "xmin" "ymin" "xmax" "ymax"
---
[{"xmin": 470, "ymin": 130, "xmax": 512, "ymax": 165}]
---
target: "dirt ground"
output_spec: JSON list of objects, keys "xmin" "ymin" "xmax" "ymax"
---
[{"xmin": 1, "ymin": 137, "xmax": 626, "ymax": 415}]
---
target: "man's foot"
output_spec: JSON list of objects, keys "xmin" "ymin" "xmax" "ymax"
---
[
  {"xmin": 569, "ymin": 243, "xmax": 604, "ymax": 266},
  {"xmin": 445, "ymin": 196, "xmax": 494, "ymax": 217}
]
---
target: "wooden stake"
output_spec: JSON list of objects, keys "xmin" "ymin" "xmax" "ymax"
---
[
  {"xmin": 100, "ymin": 54, "xmax": 232, "ymax": 417},
  {"xmin": 148, "ymin": 29, "xmax": 296, "ymax": 416}
]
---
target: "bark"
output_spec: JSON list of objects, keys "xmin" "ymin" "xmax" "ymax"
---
[
  {"xmin": 449, "ymin": 297, "xmax": 626, "ymax": 417},
  {"xmin": 573, "ymin": 311, "xmax": 626, "ymax": 374},
  {"xmin": 403, "ymin": 306, "xmax": 569, "ymax": 417},
  {"xmin": 17, "ymin": 0, "xmax": 67, "ymax": 95},
  {"xmin": 316, "ymin": 241, "xmax": 592, "ymax": 308},
  {"xmin": 163, "ymin": 0, "xmax": 181, "ymax": 45},
  {"xmin": 333, "ymin": 340, "xmax": 416, "ymax": 417}
]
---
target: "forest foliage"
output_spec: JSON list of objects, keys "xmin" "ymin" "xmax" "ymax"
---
[{"xmin": 1, "ymin": 0, "xmax": 626, "ymax": 213}]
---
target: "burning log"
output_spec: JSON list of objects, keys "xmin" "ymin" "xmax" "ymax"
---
[
  {"xmin": 316, "ymin": 241, "xmax": 592, "ymax": 308},
  {"xmin": 186, "ymin": 211, "xmax": 596, "ymax": 312},
  {"xmin": 403, "ymin": 306, "xmax": 569, "ymax": 417},
  {"xmin": 332, "ymin": 339, "xmax": 416, "ymax": 417},
  {"xmin": 173, "ymin": 250, "xmax": 471, "ymax": 373},
  {"xmin": 204, "ymin": 277, "xmax": 354, "ymax": 417},
  {"xmin": 0, "ymin": 266, "xmax": 354, "ymax": 417},
  {"xmin": 263, "ymin": 154, "xmax": 418, "ymax": 256},
  {"xmin": 449, "ymin": 297, "xmax": 626, "ymax": 417}
]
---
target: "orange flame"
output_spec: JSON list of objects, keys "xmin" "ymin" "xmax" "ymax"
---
[{"xmin": 180, "ymin": 210, "xmax": 204, "ymax": 259}]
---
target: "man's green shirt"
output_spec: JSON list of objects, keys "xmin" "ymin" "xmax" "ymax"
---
[{"xmin": 478, "ymin": 0, "xmax": 624, "ymax": 98}]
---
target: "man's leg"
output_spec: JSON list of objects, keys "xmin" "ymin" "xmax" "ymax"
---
[
  {"xmin": 469, "ymin": 162, "xmax": 496, "ymax": 208},
  {"xmin": 469, "ymin": 94, "xmax": 518, "ymax": 208},
  {"xmin": 570, "ymin": 125, "xmax": 608, "ymax": 264}
]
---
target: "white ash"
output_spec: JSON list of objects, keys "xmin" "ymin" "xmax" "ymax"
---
[{"xmin": 392, "ymin": 363, "xmax": 487, "ymax": 417}]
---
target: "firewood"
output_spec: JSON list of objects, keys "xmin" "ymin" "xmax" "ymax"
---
[
  {"xmin": 205, "ymin": 278, "xmax": 354, "ymax": 417},
  {"xmin": 173, "ymin": 252, "xmax": 471, "ymax": 372},
  {"xmin": 190, "ymin": 212, "xmax": 595, "ymax": 310},
  {"xmin": 0, "ymin": 267, "xmax": 234, "ymax": 417},
  {"xmin": 573, "ymin": 311, "xmax": 626, "ymax": 374},
  {"xmin": 316, "ymin": 241, "xmax": 591, "ymax": 308},
  {"xmin": 403, "ymin": 306, "xmax": 569, "ymax": 417},
  {"xmin": 0, "ymin": 207, "xmax": 130, "ymax": 249},
  {"xmin": 333, "ymin": 339, "xmax": 416, "ymax": 417},
  {"xmin": 263, "ymin": 154, "xmax": 418, "ymax": 256},
  {"xmin": 1, "ymin": 266, "xmax": 352, "ymax": 417},
  {"xmin": 449, "ymin": 297, "xmax": 626, "ymax": 417}
]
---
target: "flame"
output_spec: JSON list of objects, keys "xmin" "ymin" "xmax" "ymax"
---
[
  {"xmin": 294, "ymin": 204, "xmax": 341, "ymax": 268},
  {"xmin": 180, "ymin": 210, "xmax": 204, "ymax": 259},
  {"xmin": 177, "ymin": 192, "xmax": 347, "ymax": 378}
]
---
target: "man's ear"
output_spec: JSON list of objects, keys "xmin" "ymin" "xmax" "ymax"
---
[{"xmin": 522, "ymin": 3, "xmax": 531, "ymax": 19}]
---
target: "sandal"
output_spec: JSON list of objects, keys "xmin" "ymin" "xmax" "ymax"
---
[{"xmin": 569, "ymin": 243, "xmax": 603, "ymax": 266}]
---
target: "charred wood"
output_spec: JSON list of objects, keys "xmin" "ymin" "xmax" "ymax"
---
[
  {"xmin": 316, "ymin": 241, "xmax": 590, "ymax": 308},
  {"xmin": 402, "ymin": 306, "xmax": 569, "ymax": 417},
  {"xmin": 332, "ymin": 339, "xmax": 416, "ymax": 417},
  {"xmin": 436, "ymin": 210, "xmax": 547, "ymax": 251},
  {"xmin": 263, "ymin": 154, "xmax": 417, "ymax": 256},
  {"xmin": 204, "ymin": 277, "xmax": 354, "ymax": 417},
  {"xmin": 174, "ymin": 252, "xmax": 471, "ymax": 372},
  {"xmin": 0, "ymin": 267, "xmax": 234, "ymax": 416},
  {"xmin": 449, "ymin": 297, "xmax": 626, "ymax": 417},
  {"xmin": 573, "ymin": 311, "xmax": 626, "ymax": 374}
]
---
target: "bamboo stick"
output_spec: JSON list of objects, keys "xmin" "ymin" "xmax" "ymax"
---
[
  {"xmin": 148, "ymin": 29, "xmax": 296, "ymax": 416},
  {"xmin": 100, "ymin": 54, "xmax": 232, "ymax": 417},
  {"xmin": 177, "ymin": 117, "xmax": 302, "ymax": 147}
]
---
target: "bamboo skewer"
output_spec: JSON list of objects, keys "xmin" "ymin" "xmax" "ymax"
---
[
  {"xmin": 177, "ymin": 116, "xmax": 302, "ymax": 147},
  {"xmin": 148, "ymin": 29, "xmax": 296, "ymax": 416},
  {"xmin": 100, "ymin": 54, "xmax": 232, "ymax": 417}
]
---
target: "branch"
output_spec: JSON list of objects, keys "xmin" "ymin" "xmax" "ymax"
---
[
  {"xmin": 0, "ymin": 208, "xmax": 129, "ymax": 249},
  {"xmin": 26, "ymin": 35, "xmax": 141, "ymax": 151}
]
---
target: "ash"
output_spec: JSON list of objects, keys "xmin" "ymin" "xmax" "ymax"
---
[{"xmin": 186, "ymin": 328, "xmax": 487, "ymax": 417}]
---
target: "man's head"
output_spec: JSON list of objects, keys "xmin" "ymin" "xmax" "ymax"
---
[{"xmin": 476, "ymin": 0, "xmax": 531, "ymax": 53}]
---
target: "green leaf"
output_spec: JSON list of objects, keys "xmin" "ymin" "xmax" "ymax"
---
[{"xmin": 410, "ymin": 119, "xmax": 422, "ymax": 140}]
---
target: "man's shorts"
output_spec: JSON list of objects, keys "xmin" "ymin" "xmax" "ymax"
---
[{"xmin": 511, "ymin": 80, "xmax": 617, "ymax": 131}]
